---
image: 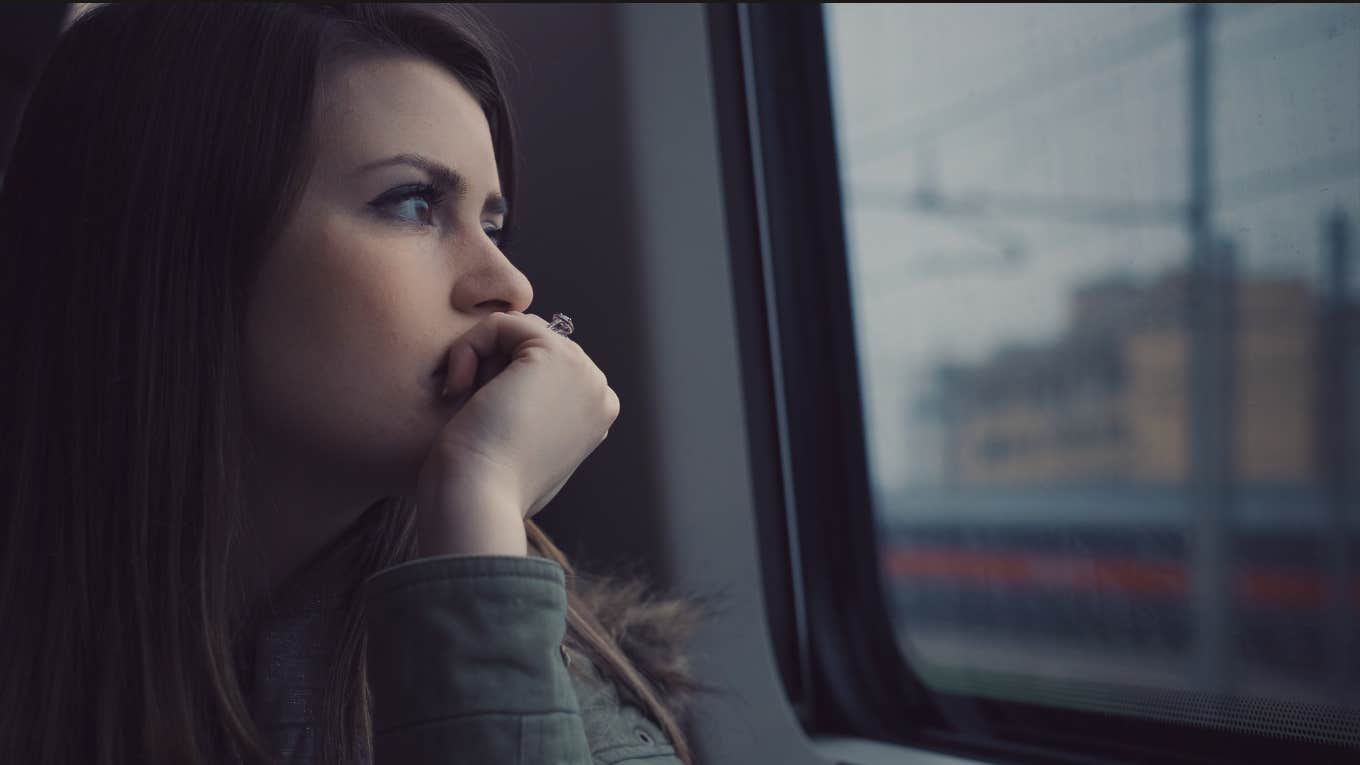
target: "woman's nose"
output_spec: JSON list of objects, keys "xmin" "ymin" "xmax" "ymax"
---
[{"xmin": 453, "ymin": 240, "xmax": 534, "ymax": 314}]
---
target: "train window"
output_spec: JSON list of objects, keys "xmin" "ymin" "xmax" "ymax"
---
[{"xmin": 715, "ymin": 4, "xmax": 1358, "ymax": 763}]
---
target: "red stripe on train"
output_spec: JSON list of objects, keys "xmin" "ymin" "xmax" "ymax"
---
[{"xmin": 881, "ymin": 547, "xmax": 1360, "ymax": 610}]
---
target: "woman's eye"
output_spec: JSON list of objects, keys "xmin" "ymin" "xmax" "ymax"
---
[
  {"xmin": 483, "ymin": 223, "xmax": 504, "ymax": 246},
  {"xmin": 372, "ymin": 184, "xmax": 444, "ymax": 227}
]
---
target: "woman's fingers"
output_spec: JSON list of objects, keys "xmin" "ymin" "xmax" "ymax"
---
[
  {"xmin": 443, "ymin": 312, "xmax": 559, "ymax": 398},
  {"xmin": 417, "ymin": 306, "xmax": 619, "ymax": 553},
  {"xmin": 461, "ymin": 311, "xmax": 550, "ymax": 359}
]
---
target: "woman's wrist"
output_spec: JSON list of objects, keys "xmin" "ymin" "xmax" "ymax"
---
[{"xmin": 414, "ymin": 480, "xmax": 529, "ymax": 558}]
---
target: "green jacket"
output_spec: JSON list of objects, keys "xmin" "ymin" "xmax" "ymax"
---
[
  {"xmin": 363, "ymin": 554, "xmax": 683, "ymax": 764},
  {"xmin": 251, "ymin": 554, "xmax": 682, "ymax": 764}
]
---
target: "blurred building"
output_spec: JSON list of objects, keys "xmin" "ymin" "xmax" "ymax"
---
[{"xmin": 940, "ymin": 269, "xmax": 1326, "ymax": 485}]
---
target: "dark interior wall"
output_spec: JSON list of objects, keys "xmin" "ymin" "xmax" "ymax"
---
[
  {"xmin": 0, "ymin": 5, "xmax": 67, "ymax": 182},
  {"xmin": 471, "ymin": 4, "xmax": 670, "ymax": 582}
]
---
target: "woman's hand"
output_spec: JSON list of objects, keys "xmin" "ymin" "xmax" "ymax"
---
[{"xmin": 414, "ymin": 311, "xmax": 619, "ymax": 557}]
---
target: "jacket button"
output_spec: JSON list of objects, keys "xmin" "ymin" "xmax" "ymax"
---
[
  {"xmin": 559, "ymin": 644, "xmax": 572, "ymax": 667},
  {"xmin": 634, "ymin": 727, "xmax": 654, "ymax": 745}
]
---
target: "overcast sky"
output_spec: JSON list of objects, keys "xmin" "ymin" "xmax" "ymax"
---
[{"xmin": 823, "ymin": 3, "xmax": 1360, "ymax": 491}]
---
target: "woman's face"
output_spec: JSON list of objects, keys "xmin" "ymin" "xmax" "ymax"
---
[{"xmin": 242, "ymin": 55, "xmax": 531, "ymax": 508}]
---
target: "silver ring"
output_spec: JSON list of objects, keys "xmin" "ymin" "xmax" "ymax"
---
[{"xmin": 546, "ymin": 313, "xmax": 574, "ymax": 336}]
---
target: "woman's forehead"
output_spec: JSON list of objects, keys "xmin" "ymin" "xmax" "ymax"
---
[{"xmin": 310, "ymin": 55, "xmax": 498, "ymax": 191}]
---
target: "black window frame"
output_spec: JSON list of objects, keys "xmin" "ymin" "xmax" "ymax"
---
[{"xmin": 706, "ymin": 4, "xmax": 1357, "ymax": 764}]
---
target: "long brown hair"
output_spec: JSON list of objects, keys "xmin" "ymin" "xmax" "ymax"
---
[{"xmin": 0, "ymin": 4, "xmax": 705, "ymax": 763}]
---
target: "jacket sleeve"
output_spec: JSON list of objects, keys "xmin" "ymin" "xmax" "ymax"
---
[{"xmin": 362, "ymin": 554, "xmax": 593, "ymax": 764}]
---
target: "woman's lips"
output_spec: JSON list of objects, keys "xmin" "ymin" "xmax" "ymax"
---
[
  {"xmin": 430, "ymin": 363, "xmax": 471, "ymax": 407},
  {"xmin": 430, "ymin": 341, "xmax": 475, "ymax": 401},
  {"xmin": 429, "ymin": 356, "xmax": 450, "ymax": 399}
]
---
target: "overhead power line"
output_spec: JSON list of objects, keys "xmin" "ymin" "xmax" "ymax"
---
[
  {"xmin": 845, "ymin": 4, "xmax": 1268, "ymax": 168},
  {"xmin": 848, "ymin": 9, "xmax": 1189, "ymax": 166},
  {"xmin": 850, "ymin": 149, "xmax": 1360, "ymax": 229}
]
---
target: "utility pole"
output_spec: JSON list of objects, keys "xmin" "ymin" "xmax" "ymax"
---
[
  {"xmin": 1187, "ymin": 2, "xmax": 1233, "ymax": 697},
  {"xmin": 1320, "ymin": 209, "xmax": 1355, "ymax": 702}
]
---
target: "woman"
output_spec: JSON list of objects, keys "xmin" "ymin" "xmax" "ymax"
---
[{"xmin": 0, "ymin": 4, "xmax": 706, "ymax": 764}]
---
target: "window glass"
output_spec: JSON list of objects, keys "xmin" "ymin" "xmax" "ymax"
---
[{"xmin": 825, "ymin": 2, "xmax": 1359, "ymax": 742}]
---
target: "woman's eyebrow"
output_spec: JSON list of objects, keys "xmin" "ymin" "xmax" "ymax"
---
[{"xmin": 352, "ymin": 153, "xmax": 506, "ymax": 216}]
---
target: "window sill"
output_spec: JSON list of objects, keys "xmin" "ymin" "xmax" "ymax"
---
[{"xmin": 814, "ymin": 736, "xmax": 993, "ymax": 765}]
